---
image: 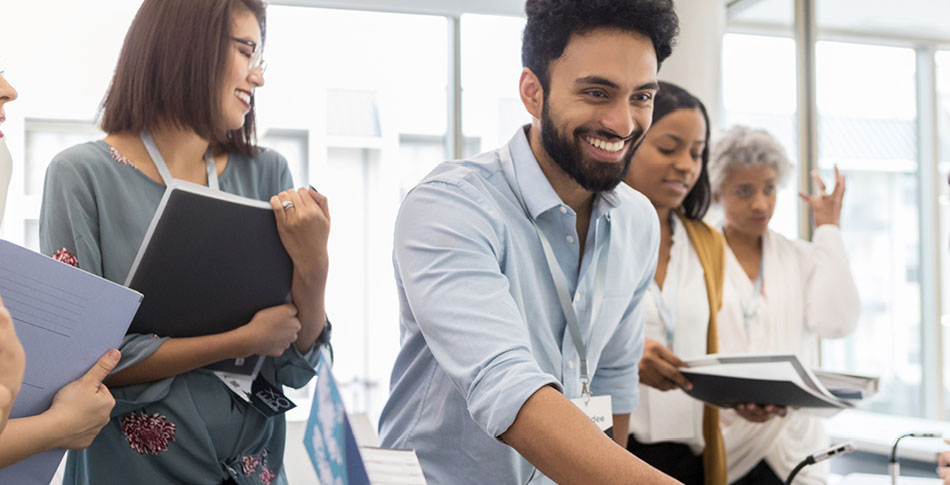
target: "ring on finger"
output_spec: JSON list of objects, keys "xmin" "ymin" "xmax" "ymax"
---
[{"xmin": 281, "ymin": 200, "xmax": 295, "ymax": 210}]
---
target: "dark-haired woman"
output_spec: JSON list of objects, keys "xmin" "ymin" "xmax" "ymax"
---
[
  {"xmin": 623, "ymin": 82, "xmax": 727, "ymax": 485},
  {"xmin": 39, "ymin": 1, "xmax": 330, "ymax": 484}
]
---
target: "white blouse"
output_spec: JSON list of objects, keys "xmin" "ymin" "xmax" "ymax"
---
[
  {"xmin": 718, "ymin": 225, "xmax": 860, "ymax": 484},
  {"xmin": 629, "ymin": 215, "xmax": 710, "ymax": 454}
]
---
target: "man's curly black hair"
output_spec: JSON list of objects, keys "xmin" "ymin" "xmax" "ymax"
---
[{"xmin": 522, "ymin": 0, "xmax": 679, "ymax": 91}]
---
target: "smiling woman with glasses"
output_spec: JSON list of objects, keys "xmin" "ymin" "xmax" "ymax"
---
[
  {"xmin": 38, "ymin": 1, "xmax": 332, "ymax": 484},
  {"xmin": 231, "ymin": 37, "xmax": 268, "ymax": 73}
]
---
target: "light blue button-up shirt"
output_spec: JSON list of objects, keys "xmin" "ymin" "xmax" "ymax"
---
[{"xmin": 379, "ymin": 127, "xmax": 659, "ymax": 484}]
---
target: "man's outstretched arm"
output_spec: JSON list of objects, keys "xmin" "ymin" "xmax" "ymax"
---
[{"xmin": 500, "ymin": 386, "xmax": 680, "ymax": 485}]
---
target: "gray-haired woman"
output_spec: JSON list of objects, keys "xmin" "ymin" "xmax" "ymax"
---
[{"xmin": 709, "ymin": 126, "xmax": 860, "ymax": 485}]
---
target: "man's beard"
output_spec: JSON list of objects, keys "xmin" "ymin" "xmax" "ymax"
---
[{"xmin": 540, "ymin": 100, "xmax": 643, "ymax": 193}]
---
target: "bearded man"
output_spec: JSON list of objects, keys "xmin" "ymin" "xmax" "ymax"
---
[{"xmin": 379, "ymin": 1, "xmax": 681, "ymax": 483}]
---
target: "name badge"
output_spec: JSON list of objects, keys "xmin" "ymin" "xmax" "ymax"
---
[
  {"xmin": 249, "ymin": 374, "xmax": 297, "ymax": 417},
  {"xmin": 571, "ymin": 395, "xmax": 613, "ymax": 439}
]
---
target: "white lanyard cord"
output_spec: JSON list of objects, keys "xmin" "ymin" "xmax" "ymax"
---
[
  {"xmin": 649, "ymin": 282, "xmax": 675, "ymax": 349},
  {"xmin": 140, "ymin": 130, "xmax": 219, "ymax": 190},
  {"xmin": 498, "ymin": 146, "xmax": 609, "ymax": 399},
  {"xmin": 741, "ymin": 251, "xmax": 765, "ymax": 336}
]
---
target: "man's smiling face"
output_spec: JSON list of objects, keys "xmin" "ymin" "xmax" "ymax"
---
[{"xmin": 538, "ymin": 28, "xmax": 659, "ymax": 192}]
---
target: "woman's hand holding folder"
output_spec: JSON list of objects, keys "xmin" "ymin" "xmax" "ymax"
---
[
  {"xmin": 0, "ymin": 295, "xmax": 25, "ymax": 431},
  {"xmin": 270, "ymin": 187, "xmax": 330, "ymax": 285},
  {"xmin": 230, "ymin": 303, "xmax": 301, "ymax": 358},
  {"xmin": 0, "ymin": 349, "xmax": 120, "ymax": 467},
  {"xmin": 639, "ymin": 338, "xmax": 693, "ymax": 391},
  {"xmin": 270, "ymin": 186, "xmax": 330, "ymax": 353}
]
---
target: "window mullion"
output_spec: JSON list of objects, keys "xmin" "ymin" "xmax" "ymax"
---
[
  {"xmin": 917, "ymin": 45, "xmax": 943, "ymax": 420},
  {"xmin": 447, "ymin": 15, "xmax": 463, "ymax": 160}
]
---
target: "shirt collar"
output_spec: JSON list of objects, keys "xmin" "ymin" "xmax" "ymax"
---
[{"xmin": 507, "ymin": 126, "xmax": 623, "ymax": 220}]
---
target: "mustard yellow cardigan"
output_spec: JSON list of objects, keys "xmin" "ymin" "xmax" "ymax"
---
[{"xmin": 676, "ymin": 211, "xmax": 727, "ymax": 485}]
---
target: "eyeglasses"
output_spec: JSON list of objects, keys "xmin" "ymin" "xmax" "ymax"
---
[{"xmin": 231, "ymin": 37, "xmax": 267, "ymax": 73}]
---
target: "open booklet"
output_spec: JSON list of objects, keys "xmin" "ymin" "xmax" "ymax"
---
[
  {"xmin": 124, "ymin": 180, "xmax": 294, "ymax": 375},
  {"xmin": 680, "ymin": 353, "xmax": 879, "ymax": 410},
  {"xmin": 304, "ymin": 351, "xmax": 427, "ymax": 485},
  {"xmin": 0, "ymin": 240, "xmax": 142, "ymax": 485}
]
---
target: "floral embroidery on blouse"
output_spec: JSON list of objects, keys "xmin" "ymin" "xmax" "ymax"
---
[
  {"xmin": 110, "ymin": 146, "xmax": 136, "ymax": 168},
  {"xmin": 242, "ymin": 455, "xmax": 261, "ymax": 476},
  {"xmin": 241, "ymin": 450, "xmax": 275, "ymax": 484},
  {"xmin": 121, "ymin": 412, "xmax": 177, "ymax": 455},
  {"xmin": 52, "ymin": 248, "xmax": 79, "ymax": 267},
  {"xmin": 259, "ymin": 462, "xmax": 275, "ymax": 485}
]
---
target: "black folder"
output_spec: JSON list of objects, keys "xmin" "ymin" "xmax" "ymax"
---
[
  {"xmin": 679, "ymin": 353, "xmax": 873, "ymax": 410},
  {"xmin": 124, "ymin": 181, "xmax": 293, "ymax": 375}
]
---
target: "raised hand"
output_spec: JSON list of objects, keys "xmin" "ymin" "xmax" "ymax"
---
[
  {"xmin": 799, "ymin": 165, "xmax": 846, "ymax": 227},
  {"xmin": 232, "ymin": 303, "xmax": 301, "ymax": 357},
  {"xmin": 47, "ymin": 349, "xmax": 120, "ymax": 449},
  {"xmin": 734, "ymin": 402, "xmax": 786, "ymax": 423},
  {"xmin": 638, "ymin": 338, "xmax": 693, "ymax": 391},
  {"xmin": 269, "ymin": 187, "xmax": 330, "ymax": 285}
]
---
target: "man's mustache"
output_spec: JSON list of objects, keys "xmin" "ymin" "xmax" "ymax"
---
[{"xmin": 577, "ymin": 128, "xmax": 643, "ymax": 143}]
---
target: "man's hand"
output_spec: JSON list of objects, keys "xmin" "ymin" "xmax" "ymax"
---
[
  {"xmin": 499, "ymin": 386, "xmax": 681, "ymax": 484},
  {"xmin": 638, "ymin": 338, "xmax": 692, "ymax": 391}
]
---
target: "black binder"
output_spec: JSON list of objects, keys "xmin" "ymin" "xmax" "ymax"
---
[{"xmin": 125, "ymin": 181, "xmax": 293, "ymax": 375}]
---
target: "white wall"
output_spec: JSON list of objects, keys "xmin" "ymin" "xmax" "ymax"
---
[{"xmin": 660, "ymin": 0, "xmax": 727, "ymax": 127}]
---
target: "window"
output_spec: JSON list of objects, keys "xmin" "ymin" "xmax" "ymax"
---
[
  {"xmin": 262, "ymin": 6, "xmax": 449, "ymax": 420},
  {"xmin": 816, "ymin": 42, "xmax": 921, "ymax": 416},
  {"xmin": 460, "ymin": 14, "xmax": 530, "ymax": 157},
  {"xmin": 936, "ymin": 50, "xmax": 950, "ymax": 414},
  {"xmin": 720, "ymin": 32, "xmax": 799, "ymax": 238},
  {"xmin": 17, "ymin": 120, "xmax": 102, "ymax": 250}
]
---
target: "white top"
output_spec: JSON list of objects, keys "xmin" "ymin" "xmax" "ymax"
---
[
  {"xmin": 629, "ymin": 215, "xmax": 710, "ymax": 453},
  {"xmin": 718, "ymin": 225, "xmax": 860, "ymax": 484}
]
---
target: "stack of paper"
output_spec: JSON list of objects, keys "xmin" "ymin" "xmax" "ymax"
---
[
  {"xmin": 680, "ymin": 353, "xmax": 878, "ymax": 410},
  {"xmin": 812, "ymin": 369, "xmax": 879, "ymax": 400}
]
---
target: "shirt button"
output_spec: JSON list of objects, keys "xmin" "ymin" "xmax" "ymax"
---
[
  {"xmin": 566, "ymin": 235, "xmax": 575, "ymax": 244},
  {"xmin": 568, "ymin": 360, "xmax": 575, "ymax": 369},
  {"xmin": 559, "ymin": 206, "xmax": 567, "ymax": 214}
]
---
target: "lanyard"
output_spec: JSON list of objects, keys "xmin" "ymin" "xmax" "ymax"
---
[
  {"xmin": 140, "ymin": 130, "xmax": 219, "ymax": 190},
  {"xmin": 499, "ymin": 146, "xmax": 609, "ymax": 400},
  {"xmin": 648, "ymin": 282, "xmax": 675, "ymax": 349},
  {"xmin": 649, "ymin": 213, "xmax": 679, "ymax": 349},
  {"xmin": 740, "ymin": 251, "xmax": 765, "ymax": 335}
]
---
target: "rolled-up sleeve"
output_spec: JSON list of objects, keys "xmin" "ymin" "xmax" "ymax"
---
[
  {"xmin": 394, "ymin": 180, "xmax": 561, "ymax": 439},
  {"xmin": 589, "ymin": 218, "xmax": 659, "ymax": 415}
]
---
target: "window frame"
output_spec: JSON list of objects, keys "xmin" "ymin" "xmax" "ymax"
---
[{"xmin": 729, "ymin": 0, "xmax": 950, "ymax": 419}]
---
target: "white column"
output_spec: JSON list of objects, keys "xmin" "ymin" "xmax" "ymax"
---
[{"xmin": 659, "ymin": 0, "xmax": 727, "ymax": 127}]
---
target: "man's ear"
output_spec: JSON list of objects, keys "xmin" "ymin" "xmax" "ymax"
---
[{"xmin": 519, "ymin": 67, "xmax": 544, "ymax": 120}]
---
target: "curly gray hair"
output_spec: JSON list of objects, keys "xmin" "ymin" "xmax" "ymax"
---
[{"xmin": 708, "ymin": 126, "xmax": 794, "ymax": 195}]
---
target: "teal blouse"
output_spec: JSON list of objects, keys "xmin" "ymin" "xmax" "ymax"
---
[{"xmin": 39, "ymin": 141, "xmax": 320, "ymax": 485}]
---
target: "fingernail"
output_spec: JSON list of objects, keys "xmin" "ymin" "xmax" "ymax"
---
[
  {"xmin": 309, "ymin": 185, "xmax": 319, "ymax": 194},
  {"xmin": 107, "ymin": 349, "xmax": 121, "ymax": 362}
]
